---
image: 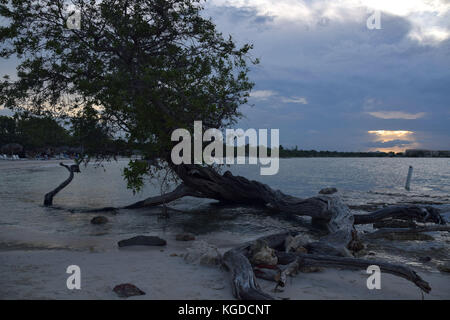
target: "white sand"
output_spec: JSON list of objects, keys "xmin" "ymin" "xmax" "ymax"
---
[
  {"xmin": 1, "ymin": 237, "xmax": 449, "ymax": 300},
  {"xmin": 0, "ymin": 159, "xmax": 449, "ymax": 300}
]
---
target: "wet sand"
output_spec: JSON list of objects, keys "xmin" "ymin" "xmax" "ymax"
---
[
  {"xmin": 1, "ymin": 248, "xmax": 449, "ymax": 300},
  {"xmin": 0, "ymin": 228, "xmax": 449, "ymax": 300},
  {"xmin": 0, "ymin": 159, "xmax": 449, "ymax": 300}
]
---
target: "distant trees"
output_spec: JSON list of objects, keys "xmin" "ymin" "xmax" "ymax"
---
[
  {"xmin": 0, "ymin": 113, "xmax": 71, "ymax": 152},
  {"xmin": 0, "ymin": 116, "xmax": 16, "ymax": 146},
  {"xmin": 70, "ymin": 106, "xmax": 113, "ymax": 156},
  {"xmin": 278, "ymin": 146, "xmax": 399, "ymax": 158},
  {"xmin": 0, "ymin": 112, "xmax": 125, "ymax": 156},
  {"xmin": 15, "ymin": 113, "xmax": 72, "ymax": 151}
]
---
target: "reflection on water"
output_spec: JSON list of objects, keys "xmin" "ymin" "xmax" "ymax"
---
[{"xmin": 0, "ymin": 158, "xmax": 449, "ymax": 268}]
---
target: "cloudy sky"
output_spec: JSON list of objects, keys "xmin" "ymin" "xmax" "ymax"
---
[
  {"xmin": 1, "ymin": 1, "xmax": 449, "ymax": 152},
  {"xmin": 203, "ymin": 0, "xmax": 450, "ymax": 152}
]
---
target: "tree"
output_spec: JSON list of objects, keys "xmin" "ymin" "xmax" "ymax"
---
[
  {"xmin": 0, "ymin": 0, "xmax": 256, "ymax": 190},
  {"xmin": 0, "ymin": 0, "xmax": 446, "ymax": 300},
  {"xmin": 14, "ymin": 112, "xmax": 71, "ymax": 150},
  {"xmin": 70, "ymin": 105, "xmax": 112, "ymax": 156}
]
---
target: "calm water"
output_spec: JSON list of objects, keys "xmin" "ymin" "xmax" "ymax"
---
[{"xmin": 0, "ymin": 158, "xmax": 449, "ymax": 267}]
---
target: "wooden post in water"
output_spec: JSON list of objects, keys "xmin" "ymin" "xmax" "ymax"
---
[{"xmin": 405, "ymin": 165, "xmax": 413, "ymax": 191}]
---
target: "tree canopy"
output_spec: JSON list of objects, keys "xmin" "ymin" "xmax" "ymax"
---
[{"xmin": 0, "ymin": 0, "xmax": 256, "ymax": 189}]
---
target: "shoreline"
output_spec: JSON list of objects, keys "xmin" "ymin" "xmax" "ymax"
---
[
  {"xmin": 0, "ymin": 225, "xmax": 449, "ymax": 300},
  {"xmin": 0, "ymin": 158, "xmax": 449, "ymax": 300},
  {"xmin": 1, "ymin": 243, "xmax": 449, "ymax": 300}
]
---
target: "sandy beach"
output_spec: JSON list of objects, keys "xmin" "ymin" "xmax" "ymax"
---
[
  {"xmin": 1, "ymin": 159, "xmax": 449, "ymax": 300},
  {"xmin": 1, "ymin": 226, "xmax": 449, "ymax": 300}
]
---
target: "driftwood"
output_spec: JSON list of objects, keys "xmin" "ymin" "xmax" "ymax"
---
[
  {"xmin": 354, "ymin": 205, "xmax": 445, "ymax": 225},
  {"xmin": 275, "ymin": 251, "xmax": 431, "ymax": 293},
  {"xmin": 361, "ymin": 225, "xmax": 450, "ymax": 240},
  {"xmin": 222, "ymin": 230, "xmax": 434, "ymax": 299},
  {"xmin": 43, "ymin": 162, "xmax": 80, "ymax": 206},
  {"xmin": 222, "ymin": 232, "xmax": 290, "ymax": 300},
  {"xmin": 222, "ymin": 250, "xmax": 275, "ymax": 300},
  {"xmin": 91, "ymin": 164, "xmax": 444, "ymax": 299},
  {"xmin": 124, "ymin": 184, "xmax": 208, "ymax": 209},
  {"xmin": 75, "ymin": 165, "xmax": 445, "ymax": 237},
  {"xmin": 373, "ymin": 219, "xmax": 417, "ymax": 229},
  {"xmin": 224, "ymin": 195, "xmax": 355, "ymax": 299},
  {"xmin": 122, "ymin": 165, "xmax": 445, "ymax": 227}
]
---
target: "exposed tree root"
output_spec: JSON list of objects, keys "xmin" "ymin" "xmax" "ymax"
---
[
  {"xmin": 354, "ymin": 205, "xmax": 446, "ymax": 225},
  {"xmin": 275, "ymin": 251, "xmax": 431, "ymax": 293},
  {"xmin": 54, "ymin": 165, "xmax": 446, "ymax": 232},
  {"xmin": 361, "ymin": 225, "xmax": 450, "ymax": 240},
  {"xmin": 222, "ymin": 230, "xmax": 433, "ymax": 299},
  {"xmin": 124, "ymin": 184, "xmax": 208, "ymax": 209},
  {"xmin": 222, "ymin": 232, "xmax": 292, "ymax": 300},
  {"xmin": 43, "ymin": 162, "xmax": 80, "ymax": 206},
  {"xmin": 125, "ymin": 165, "xmax": 446, "ymax": 226}
]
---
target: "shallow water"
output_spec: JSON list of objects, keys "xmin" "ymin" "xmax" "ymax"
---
[{"xmin": 0, "ymin": 158, "xmax": 449, "ymax": 270}]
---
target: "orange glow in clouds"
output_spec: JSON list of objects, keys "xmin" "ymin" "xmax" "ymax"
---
[
  {"xmin": 367, "ymin": 130, "xmax": 414, "ymax": 142},
  {"xmin": 367, "ymin": 130, "xmax": 418, "ymax": 153}
]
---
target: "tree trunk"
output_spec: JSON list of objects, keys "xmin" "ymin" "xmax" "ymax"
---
[
  {"xmin": 222, "ymin": 232, "xmax": 292, "ymax": 300},
  {"xmin": 126, "ymin": 165, "xmax": 444, "ymax": 226},
  {"xmin": 43, "ymin": 162, "xmax": 80, "ymax": 206},
  {"xmin": 361, "ymin": 225, "xmax": 450, "ymax": 240},
  {"xmin": 275, "ymin": 251, "xmax": 431, "ymax": 293},
  {"xmin": 354, "ymin": 205, "xmax": 445, "ymax": 225},
  {"xmin": 222, "ymin": 231, "xmax": 432, "ymax": 300}
]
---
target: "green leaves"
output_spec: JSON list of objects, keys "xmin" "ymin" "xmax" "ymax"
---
[
  {"xmin": 0, "ymin": 0, "xmax": 257, "ymax": 189},
  {"xmin": 123, "ymin": 159, "xmax": 149, "ymax": 194}
]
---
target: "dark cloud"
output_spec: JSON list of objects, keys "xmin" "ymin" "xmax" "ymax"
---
[
  {"xmin": 204, "ymin": 3, "xmax": 450, "ymax": 151},
  {"xmin": 365, "ymin": 140, "xmax": 412, "ymax": 148},
  {"xmin": 1, "ymin": 2, "xmax": 449, "ymax": 151}
]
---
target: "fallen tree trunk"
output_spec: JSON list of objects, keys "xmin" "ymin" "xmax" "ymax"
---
[
  {"xmin": 124, "ymin": 165, "xmax": 445, "ymax": 225},
  {"xmin": 354, "ymin": 205, "xmax": 445, "ymax": 225},
  {"xmin": 79, "ymin": 165, "xmax": 445, "ymax": 232},
  {"xmin": 223, "ymin": 232, "xmax": 431, "ymax": 300},
  {"xmin": 222, "ymin": 231, "xmax": 432, "ymax": 300},
  {"xmin": 222, "ymin": 232, "xmax": 293, "ymax": 300},
  {"xmin": 275, "ymin": 251, "xmax": 431, "ymax": 293},
  {"xmin": 361, "ymin": 225, "xmax": 450, "ymax": 240},
  {"xmin": 124, "ymin": 184, "xmax": 200, "ymax": 209},
  {"xmin": 222, "ymin": 249, "xmax": 275, "ymax": 300},
  {"xmin": 44, "ymin": 162, "xmax": 80, "ymax": 206}
]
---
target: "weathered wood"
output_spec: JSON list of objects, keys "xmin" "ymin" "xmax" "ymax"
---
[
  {"xmin": 43, "ymin": 162, "xmax": 80, "ymax": 206},
  {"xmin": 361, "ymin": 225, "xmax": 450, "ymax": 240},
  {"xmin": 222, "ymin": 232, "xmax": 294, "ymax": 300},
  {"xmin": 222, "ymin": 249, "xmax": 275, "ymax": 300},
  {"xmin": 305, "ymin": 195, "xmax": 356, "ymax": 256},
  {"xmin": 124, "ymin": 184, "xmax": 197, "ymax": 209},
  {"xmin": 373, "ymin": 219, "xmax": 417, "ymax": 229},
  {"xmin": 83, "ymin": 165, "xmax": 444, "ymax": 235},
  {"xmin": 224, "ymin": 229, "xmax": 432, "ymax": 299},
  {"xmin": 354, "ymin": 206, "xmax": 445, "ymax": 225},
  {"xmin": 276, "ymin": 251, "xmax": 431, "ymax": 293},
  {"xmin": 253, "ymin": 266, "xmax": 281, "ymax": 284},
  {"xmin": 173, "ymin": 164, "xmax": 332, "ymax": 220},
  {"xmin": 278, "ymin": 258, "xmax": 300, "ymax": 287}
]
